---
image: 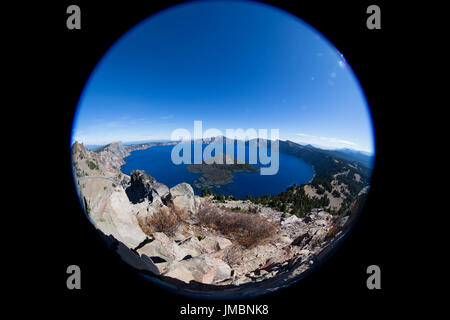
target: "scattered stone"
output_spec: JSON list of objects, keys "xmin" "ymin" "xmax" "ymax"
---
[
  {"xmin": 179, "ymin": 236, "xmax": 206, "ymax": 258},
  {"xmin": 215, "ymin": 237, "xmax": 232, "ymax": 250}
]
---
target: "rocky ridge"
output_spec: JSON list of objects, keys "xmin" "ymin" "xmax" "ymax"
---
[{"xmin": 71, "ymin": 141, "xmax": 367, "ymax": 297}]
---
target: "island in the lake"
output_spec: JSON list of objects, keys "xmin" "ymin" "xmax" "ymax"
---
[{"xmin": 187, "ymin": 153, "xmax": 260, "ymax": 188}]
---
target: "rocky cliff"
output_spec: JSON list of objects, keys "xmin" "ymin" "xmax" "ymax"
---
[{"xmin": 71, "ymin": 141, "xmax": 365, "ymax": 297}]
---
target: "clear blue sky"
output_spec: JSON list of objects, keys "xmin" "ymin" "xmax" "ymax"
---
[{"xmin": 72, "ymin": 0, "xmax": 375, "ymax": 153}]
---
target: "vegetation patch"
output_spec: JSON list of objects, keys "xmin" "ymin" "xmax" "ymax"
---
[
  {"xmin": 197, "ymin": 203, "xmax": 277, "ymax": 248},
  {"xmin": 248, "ymin": 185, "xmax": 330, "ymax": 217},
  {"xmin": 86, "ymin": 160, "xmax": 99, "ymax": 170},
  {"xmin": 138, "ymin": 204, "xmax": 188, "ymax": 237}
]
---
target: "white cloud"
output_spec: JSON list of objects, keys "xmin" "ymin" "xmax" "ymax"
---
[{"xmin": 295, "ymin": 133, "xmax": 358, "ymax": 148}]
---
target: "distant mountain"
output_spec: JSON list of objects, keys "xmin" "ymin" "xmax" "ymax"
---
[
  {"xmin": 84, "ymin": 144, "xmax": 104, "ymax": 151},
  {"xmin": 327, "ymin": 148, "xmax": 374, "ymax": 168}
]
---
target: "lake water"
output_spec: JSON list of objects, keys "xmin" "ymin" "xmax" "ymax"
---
[{"xmin": 121, "ymin": 144, "xmax": 314, "ymax": 199}]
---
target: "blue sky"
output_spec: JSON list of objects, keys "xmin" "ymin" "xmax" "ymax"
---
[{"xmin": 72, "ymin": 0, "xmax": 375, "ymax": 153}]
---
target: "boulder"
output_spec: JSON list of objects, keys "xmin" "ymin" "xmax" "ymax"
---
[
  {"xmin": 282, "ymin": 215, "xmax": 302, "ymax": 225},
  {"xmin": 99, "ymin": 188, "xmax": 147, "ymax": 249},
  {"xmin": 126, "ymin": 170, "xmax": 156, "ymax": 204},
  {"xmin": 169, "ymin": 183, "xmax": 196, "ymax": 214},
  {"xmin": 179, "ymin": 237, "xmax": 206, "ymax": 257},
  {"xmin": 164, "ymin": 263, "xmax": 195, "ymax": 283},
  {"xmin": 152, "ymin": 182, "xmax": 169, "ymax": 199},
  {"xmin": 201, "ymin": 267, "xmax": 216, "ymax": 284},
  {"xmin": 216, "ymin": 237, "xmax": 233, "ymax": 250},
  {"xmin": 180, "ymin": 255, "xmax": 232, "ymax": 284},
  {"xmin": 137, "ymin": 237, "xmax": 187, "ymax": 263},
  {"xmin": 152, "ymin": 232, "xmax": 170, "ymax": 243},
  {"xmin": 102, "ymin": 235, "xmax": 160, "ymax": 275},
  {"xmin": 197, "ymin": 236, "xmax": 232, "ymax": 253},
  {"xmin": 208, "ymin": 257, "xmax": 232, "ymax": 281},
  {"xmin": 317, "ymin": 210, "xmax": 329, "ymax": 218},
  {"xmin": 198, "ymin": 237, "xmax": 218, "ymax": 253}
]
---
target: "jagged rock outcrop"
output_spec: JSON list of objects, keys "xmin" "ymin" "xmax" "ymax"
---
[{"xmin": 126, "ymin": 170, "xmax": 157, "ymax": 203}]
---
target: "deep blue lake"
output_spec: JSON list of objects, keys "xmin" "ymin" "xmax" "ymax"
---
[{"xmin": 121, "ymin": 144, "xmax": 314, "ymax": 199}]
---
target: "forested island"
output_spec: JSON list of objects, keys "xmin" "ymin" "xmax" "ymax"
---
[{"xmin": 187, "ymin": 153, "xmax": 260, "ymax": 188}]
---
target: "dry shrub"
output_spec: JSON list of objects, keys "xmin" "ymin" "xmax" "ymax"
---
[
  {"xmin": 139, "ymin": 206, "xmax": 180, "ymax": 237},
  {"xmin": 166, "ymin": 202, "xmax": 189, "ymax": 221},
  {"xmin": 138, "ymin": 216, "xmax": 154, "ymax": 236},
  {"xmin": 197, "ymin": 203, "xmax": 277, "ymax": 248}
]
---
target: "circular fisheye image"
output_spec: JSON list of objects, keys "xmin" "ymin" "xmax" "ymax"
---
[{"xmin": 71, "ymin": 0, "xmax": 375, "ymax": 298}]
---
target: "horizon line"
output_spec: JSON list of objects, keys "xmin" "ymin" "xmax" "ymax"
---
[{"xmin": 72, "ymin": 136, "xmax": 374, "ymax": 155}]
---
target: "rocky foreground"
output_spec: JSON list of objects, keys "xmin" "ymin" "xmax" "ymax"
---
[{"xmin": 72, "ymin": 141, "xmax": 366, "ymax": 297}]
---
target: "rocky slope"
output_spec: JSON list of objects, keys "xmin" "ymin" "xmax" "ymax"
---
[{"xmin": 71, "ymin": 141, "xmax": 367, "ymax": 297}]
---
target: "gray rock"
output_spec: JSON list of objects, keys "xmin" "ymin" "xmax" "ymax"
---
[
  {"xmin": 126, "ymin": 170, "xmax": 157, "ymax": 204},
  {"xmin": 282, "ymin": 215, "xmax": 302, "ymax": 225},
  {"xmin": 216, "ymin": 237, "xmax": 232, "ymax": 250},
  {"xmin": 98, "ymin": 188, "xmax": 147, "ymax": 249},
  {"xmin": 180, "ymin": 254, "xmax": 232, "ymax": 284},
  {"xmin": 115, "ymin": 240, "xmax": 160, "ymax": 275},
  {"xmin": 137, "ymin": 237, "xmax": 187, "ymax": 263},
  {"xmin": 152, "ymin": 232, "xmax": 170, "ymax": 243},
  {"xmin": 208, "ymin": 257, "xmax": 232, "ymax": 281},
  {"xmin": 164, "ymin": 262, "xmax": 195, "ymax": 283},
  {"xmin": 169, "ymin": 183, "xmax": 196, "ymax": 214},
  {"xmin": 314, "ymin": 219, "xmax": 328, "ymax": 227},
  {"xmin": 197, "ymin": 236, "xmax": 231, "ymax": 253},
  {"xmin": 120, "ymin": 175, "xmax": 130, "ymax": 188},
  {"xmin": 152, "ymin": 182, "xmax": 169, "ymax": 199},
  {"xmin": 179, "ymin": 237, "xmax": 206, "ymax": 257},
  {"xmin": 317, "ymin": 210, "xmax": 328, "ymax": 218}
]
